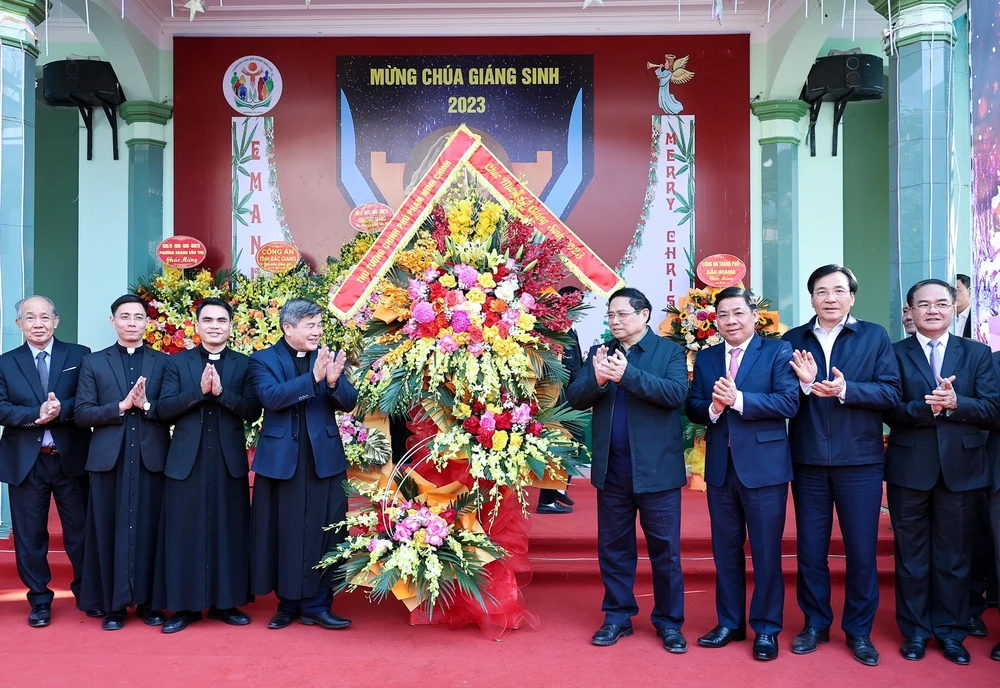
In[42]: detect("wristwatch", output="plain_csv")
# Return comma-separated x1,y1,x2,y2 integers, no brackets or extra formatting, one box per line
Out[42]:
142,401,151,413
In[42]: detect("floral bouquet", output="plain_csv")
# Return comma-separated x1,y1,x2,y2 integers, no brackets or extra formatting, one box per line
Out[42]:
135,268,230,353
663,287,781,358
319,473,506,619
338,413,391,470
349,193,590,512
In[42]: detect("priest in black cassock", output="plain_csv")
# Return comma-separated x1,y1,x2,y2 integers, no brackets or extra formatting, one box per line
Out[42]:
75,294,170,630
153,298,263,633
249,298,357,631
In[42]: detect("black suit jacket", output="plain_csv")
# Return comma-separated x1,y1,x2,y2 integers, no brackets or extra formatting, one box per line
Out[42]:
0,339,92,486
986,351,1000,493
885,335,1000,492
74,345,170,473
156,348,262,480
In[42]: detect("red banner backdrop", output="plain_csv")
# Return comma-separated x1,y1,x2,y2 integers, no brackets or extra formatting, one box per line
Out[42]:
173,35,750,282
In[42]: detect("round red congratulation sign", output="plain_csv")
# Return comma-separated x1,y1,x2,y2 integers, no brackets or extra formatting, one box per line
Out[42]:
255,241,301,273
696,254,747,288
156,236,207,269
349,202,394,233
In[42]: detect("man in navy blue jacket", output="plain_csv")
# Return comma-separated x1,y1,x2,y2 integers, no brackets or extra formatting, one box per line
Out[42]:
248,298,358,631
687,287,799,662
986,349,1000,662
568,287,689,654
782,265,901,667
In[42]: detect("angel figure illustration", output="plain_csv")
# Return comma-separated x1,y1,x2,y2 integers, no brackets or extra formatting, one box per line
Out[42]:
652,54,695,115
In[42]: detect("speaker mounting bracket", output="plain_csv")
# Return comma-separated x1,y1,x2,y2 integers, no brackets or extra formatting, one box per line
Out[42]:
807,97,823,157
72,98,119,161
830,89,855,157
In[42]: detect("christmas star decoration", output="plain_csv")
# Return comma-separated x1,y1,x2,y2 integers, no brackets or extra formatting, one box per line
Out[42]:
184,0,204,21
583,0,603,8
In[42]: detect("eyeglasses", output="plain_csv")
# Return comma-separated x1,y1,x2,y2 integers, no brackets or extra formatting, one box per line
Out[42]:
605,310,637,322
914,301,954,312
812,289,851,299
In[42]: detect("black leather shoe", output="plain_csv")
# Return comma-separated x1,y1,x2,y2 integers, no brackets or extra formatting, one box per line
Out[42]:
990,641,1000,661
85,609,105,619
938,638,971,665
592,623,633,646
555,491,575,506
658,628,688,654
753,634,779,661
102,610,127,631
162,611,202,634
846,635,880,666
697,625,747,648
791,626,829,655
208,607,251,626
28,603,51,628
268,611,297,629
300,610,352,630
968,615,988,637
536,502,573,514
136,604,166,626
900,636,927,661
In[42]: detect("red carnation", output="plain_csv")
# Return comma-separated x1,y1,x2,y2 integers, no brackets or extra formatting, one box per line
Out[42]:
495,413,513,431
696,329,707,340
472,400,487,414
529,401,540,415
435,312,449,329
496,321,511,339
477,428,495,449
429,282,447,302
708,312,717,322
419,322,440,338
462,416,481,434
493,265,509,280
527,422,544,437
484,311,500,327
441,508,457,524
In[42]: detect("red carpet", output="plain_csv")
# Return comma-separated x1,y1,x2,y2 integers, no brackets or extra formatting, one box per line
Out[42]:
1,484,997,687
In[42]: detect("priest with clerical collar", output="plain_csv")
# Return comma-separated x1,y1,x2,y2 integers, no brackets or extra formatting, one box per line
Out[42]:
152,297,263,633
75,294,170,630
248,298,358,631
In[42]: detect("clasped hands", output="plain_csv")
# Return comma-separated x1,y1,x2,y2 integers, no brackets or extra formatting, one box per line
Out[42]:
36,392,61,425
925,375,958,415
790,350,845,398
118,377,149,415
200,363,224,396
312,346,347,387
711,374,739,415
592,345,628,387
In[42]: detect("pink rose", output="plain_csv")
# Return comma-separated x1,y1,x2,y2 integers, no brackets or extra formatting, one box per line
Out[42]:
445,290,466,308
438,335,459,353
479,411,497,431
468,343,484,357
511,403,532,425
519,293,536,310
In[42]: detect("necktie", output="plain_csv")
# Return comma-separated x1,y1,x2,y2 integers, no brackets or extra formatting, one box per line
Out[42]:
36,351,49,393
928,340,942,381
728,348,741,380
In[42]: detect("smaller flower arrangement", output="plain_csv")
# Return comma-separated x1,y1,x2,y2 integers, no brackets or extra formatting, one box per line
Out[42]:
338,413,391,470
319,475,506,618
663,287,781,355
134,268,230,353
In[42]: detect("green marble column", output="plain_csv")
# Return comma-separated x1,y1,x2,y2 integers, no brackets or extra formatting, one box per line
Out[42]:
871,0,960,337
119,100,172,284
0,0,44,538
752,100,808,326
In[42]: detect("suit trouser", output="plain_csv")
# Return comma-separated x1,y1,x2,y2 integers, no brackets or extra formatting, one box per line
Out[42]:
596,470,684,630
8,451,88,606
887,478,977,641
989,488,1000,616
792,462,884,636
707,455,788,636
968,488,997,616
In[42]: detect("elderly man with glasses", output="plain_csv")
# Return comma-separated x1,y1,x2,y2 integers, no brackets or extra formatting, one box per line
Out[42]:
568,287,690,654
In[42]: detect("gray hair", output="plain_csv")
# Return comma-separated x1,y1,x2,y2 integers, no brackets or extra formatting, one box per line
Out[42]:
14,295,58,319
279,298,323,328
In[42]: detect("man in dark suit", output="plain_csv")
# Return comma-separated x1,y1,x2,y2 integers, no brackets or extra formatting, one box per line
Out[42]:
75,294,170,630
885,278,1000,665
0,296,92,626
249,298,358,631
987,349,1000,661
567,287,689,654
782,265,901,666
153,298,262,633
687,287,799,661
538,285,585,514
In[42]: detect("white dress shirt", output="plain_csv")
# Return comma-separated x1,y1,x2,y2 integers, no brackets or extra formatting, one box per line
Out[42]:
801,315,852,402
708,334,754,423
27,340,55,447
954,307,970,338
914,330,950,368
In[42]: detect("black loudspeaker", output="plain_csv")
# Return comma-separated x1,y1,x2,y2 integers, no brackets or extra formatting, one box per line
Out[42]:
42,59,124,108
802,54,883,103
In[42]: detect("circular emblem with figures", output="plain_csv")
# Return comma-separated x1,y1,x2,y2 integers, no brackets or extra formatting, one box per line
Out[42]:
223,56,282,115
